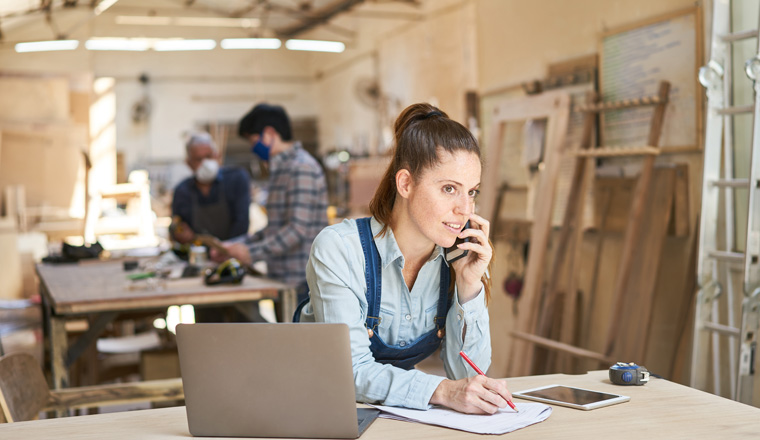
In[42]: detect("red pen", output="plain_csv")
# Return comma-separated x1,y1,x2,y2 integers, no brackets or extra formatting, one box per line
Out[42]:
459,350,518,412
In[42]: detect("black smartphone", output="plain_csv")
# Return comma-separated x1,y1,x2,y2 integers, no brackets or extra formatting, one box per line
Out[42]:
445,221,471,263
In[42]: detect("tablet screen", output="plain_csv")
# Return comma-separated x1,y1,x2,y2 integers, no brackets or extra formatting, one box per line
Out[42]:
519,385,621,406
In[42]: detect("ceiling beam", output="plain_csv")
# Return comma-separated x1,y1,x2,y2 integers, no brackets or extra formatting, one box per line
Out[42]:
278,0,364,38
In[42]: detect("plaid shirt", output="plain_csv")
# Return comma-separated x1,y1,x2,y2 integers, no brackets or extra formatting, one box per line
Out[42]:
246,142,328,287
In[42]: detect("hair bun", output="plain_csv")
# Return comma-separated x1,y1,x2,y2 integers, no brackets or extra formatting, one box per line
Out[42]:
422,110,443,119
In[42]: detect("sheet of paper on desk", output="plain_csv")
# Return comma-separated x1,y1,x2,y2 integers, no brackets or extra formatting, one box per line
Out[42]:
370,402,552,435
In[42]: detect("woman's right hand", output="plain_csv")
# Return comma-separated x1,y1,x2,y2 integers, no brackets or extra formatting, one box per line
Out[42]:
429,375,513,414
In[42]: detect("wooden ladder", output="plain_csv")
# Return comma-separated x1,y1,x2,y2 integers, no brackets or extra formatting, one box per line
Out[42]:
510,81,671,376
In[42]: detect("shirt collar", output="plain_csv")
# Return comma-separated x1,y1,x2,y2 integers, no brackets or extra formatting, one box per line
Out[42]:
270,141,302,172
369,217,445,269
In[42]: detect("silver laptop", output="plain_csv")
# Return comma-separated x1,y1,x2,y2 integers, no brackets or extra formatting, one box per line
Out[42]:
176,323,379,438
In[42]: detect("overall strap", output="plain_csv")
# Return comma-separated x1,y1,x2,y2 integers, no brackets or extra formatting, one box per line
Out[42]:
357,218,382,336
435,261,451,336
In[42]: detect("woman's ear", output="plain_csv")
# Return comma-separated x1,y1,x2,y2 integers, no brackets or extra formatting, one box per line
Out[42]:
395,169,413,199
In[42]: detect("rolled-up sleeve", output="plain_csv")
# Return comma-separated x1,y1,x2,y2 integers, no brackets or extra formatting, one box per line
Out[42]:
441,285,491,379
306,228,445,410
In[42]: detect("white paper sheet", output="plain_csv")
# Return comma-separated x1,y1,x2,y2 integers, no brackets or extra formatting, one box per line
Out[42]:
371,402,552,435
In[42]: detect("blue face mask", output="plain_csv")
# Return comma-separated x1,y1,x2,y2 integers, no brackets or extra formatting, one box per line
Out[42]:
251,139,270,161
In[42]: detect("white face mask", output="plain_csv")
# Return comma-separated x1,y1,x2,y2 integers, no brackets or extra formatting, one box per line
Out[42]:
195,158,219,183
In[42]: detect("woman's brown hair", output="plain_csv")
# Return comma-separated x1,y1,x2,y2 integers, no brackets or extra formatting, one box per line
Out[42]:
368,102,492,303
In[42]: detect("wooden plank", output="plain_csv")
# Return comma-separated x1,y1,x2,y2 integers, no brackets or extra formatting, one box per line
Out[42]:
513,97,572,375
533,93,597,372
496,91,571,376
670,219,699,382
576,187,614,372
671,163,690,237
611,167,676,363
480,118,506,224
47,378,184,411
36,262,288,315
594,167,686,236
556,165,593,372
481,90,572,223
593,176,637,232
602,82,670,361
511,332,614,364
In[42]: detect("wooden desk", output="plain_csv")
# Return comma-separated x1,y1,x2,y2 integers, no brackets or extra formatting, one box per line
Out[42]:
37,261,296,390
1,370,758,439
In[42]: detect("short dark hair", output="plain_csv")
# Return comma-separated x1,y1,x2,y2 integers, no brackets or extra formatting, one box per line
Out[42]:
238,103,293,141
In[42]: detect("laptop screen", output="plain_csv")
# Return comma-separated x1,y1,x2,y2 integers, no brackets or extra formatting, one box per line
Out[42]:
177,323,374,438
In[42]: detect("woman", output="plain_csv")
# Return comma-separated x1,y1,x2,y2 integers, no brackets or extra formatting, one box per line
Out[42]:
297,103,512,414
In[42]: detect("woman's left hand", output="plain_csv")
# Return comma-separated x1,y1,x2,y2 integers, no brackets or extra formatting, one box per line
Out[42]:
451,213,492,302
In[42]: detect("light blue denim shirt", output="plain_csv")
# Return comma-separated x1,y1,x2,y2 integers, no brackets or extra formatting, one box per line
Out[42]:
299,217,491,410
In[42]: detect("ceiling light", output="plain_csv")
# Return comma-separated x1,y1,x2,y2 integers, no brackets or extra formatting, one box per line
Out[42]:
15,40,79,53
85,38,151,51
174,17,260,28
221,38,281,50
285,39,345,53
152,39,216,51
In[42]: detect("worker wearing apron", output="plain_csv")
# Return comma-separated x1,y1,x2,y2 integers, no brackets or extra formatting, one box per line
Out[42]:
296,103,514,414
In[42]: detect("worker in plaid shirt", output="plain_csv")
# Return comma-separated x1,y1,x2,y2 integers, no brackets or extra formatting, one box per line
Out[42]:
216,104,328,304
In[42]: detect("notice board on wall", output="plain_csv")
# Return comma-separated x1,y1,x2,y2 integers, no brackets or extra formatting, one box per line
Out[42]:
600,7,703,151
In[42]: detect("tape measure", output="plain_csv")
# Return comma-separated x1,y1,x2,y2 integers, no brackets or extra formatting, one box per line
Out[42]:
609,362,649,385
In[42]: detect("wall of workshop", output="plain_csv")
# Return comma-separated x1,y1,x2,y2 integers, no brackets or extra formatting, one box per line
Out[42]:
311,0,479,157
312,53,378,156
0,20,316,179
0,0,715,388
475,0,704,385
95,48,315,172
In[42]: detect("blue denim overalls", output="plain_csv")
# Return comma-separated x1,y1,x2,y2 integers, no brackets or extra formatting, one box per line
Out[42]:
294,217,451,370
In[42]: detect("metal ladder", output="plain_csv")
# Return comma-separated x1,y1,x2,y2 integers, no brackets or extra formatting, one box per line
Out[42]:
692,0,760,405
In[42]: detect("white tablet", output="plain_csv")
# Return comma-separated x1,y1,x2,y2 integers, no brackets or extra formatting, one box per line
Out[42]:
513,384,630,411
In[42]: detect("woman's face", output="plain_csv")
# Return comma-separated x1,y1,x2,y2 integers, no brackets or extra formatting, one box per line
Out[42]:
405,149,481,248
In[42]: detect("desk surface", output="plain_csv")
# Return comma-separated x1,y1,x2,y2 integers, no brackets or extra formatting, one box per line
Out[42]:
1,370,758,439
37,262,290,315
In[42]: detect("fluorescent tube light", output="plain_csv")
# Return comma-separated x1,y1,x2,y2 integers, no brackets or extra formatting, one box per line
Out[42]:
85,38,151,51
153,39,216,51
221,38,281,50
15,40,79,53
116,15,260,28
174,17,260,28
285,39,345,53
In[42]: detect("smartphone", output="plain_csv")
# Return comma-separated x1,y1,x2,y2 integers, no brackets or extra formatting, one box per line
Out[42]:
444,221,471,263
